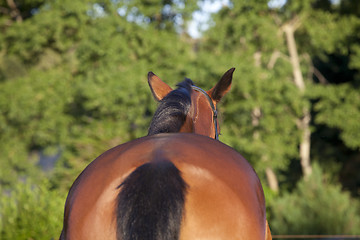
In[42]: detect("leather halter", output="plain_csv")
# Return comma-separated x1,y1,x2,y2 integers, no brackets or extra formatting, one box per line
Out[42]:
191,86,219,140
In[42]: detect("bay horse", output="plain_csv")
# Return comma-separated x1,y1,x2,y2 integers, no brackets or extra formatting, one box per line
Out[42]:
60,68,272,240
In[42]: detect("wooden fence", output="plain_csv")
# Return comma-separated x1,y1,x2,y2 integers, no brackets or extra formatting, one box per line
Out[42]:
273,235,360,239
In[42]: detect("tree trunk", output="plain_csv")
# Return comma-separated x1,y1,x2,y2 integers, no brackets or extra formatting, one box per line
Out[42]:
266,167,279,192
7,0,22,22
251,106,280,192
283,20,312,178
283,23,304,92
299,110,312,177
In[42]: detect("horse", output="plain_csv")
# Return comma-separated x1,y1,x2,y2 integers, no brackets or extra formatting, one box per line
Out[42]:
60,68,272,240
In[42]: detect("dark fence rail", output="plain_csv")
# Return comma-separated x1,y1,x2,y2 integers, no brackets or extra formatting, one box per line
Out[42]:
273,235,360,239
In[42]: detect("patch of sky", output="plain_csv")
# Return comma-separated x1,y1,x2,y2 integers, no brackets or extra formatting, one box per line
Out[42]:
267,0,287,9
188,0,231,39
87,3,107,18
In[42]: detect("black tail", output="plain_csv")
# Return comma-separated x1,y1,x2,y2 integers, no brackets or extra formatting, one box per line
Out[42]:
116,161,187,240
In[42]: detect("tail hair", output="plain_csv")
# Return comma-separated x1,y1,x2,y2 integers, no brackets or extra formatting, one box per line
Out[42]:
116,160,187,240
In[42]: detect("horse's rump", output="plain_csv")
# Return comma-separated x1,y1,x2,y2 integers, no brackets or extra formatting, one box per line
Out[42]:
61,133,267,239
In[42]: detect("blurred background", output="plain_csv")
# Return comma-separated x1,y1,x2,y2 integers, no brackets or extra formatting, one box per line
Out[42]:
0,0,359,239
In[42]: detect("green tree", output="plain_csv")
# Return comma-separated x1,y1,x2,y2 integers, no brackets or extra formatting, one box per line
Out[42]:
195,0,360,195
195,1,306,191
0,0,197,192
271,164,360,235
117,0,198,32
0,180,65,240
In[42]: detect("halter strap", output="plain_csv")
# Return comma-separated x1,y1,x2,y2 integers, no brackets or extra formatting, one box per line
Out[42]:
191,85,219,140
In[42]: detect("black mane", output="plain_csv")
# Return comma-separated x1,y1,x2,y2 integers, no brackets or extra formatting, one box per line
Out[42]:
148,78,193,136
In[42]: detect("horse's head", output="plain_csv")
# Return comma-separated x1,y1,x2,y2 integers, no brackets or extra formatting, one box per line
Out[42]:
147,68,235,139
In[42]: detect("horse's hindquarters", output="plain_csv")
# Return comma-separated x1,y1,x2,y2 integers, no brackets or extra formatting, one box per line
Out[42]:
179,162,266,240
61,134,267,240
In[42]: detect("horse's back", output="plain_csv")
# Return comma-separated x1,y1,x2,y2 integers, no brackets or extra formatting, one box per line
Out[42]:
62,133,266,239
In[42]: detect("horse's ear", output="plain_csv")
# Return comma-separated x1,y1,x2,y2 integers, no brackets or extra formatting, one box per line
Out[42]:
148,72,173,101
208,68,235,102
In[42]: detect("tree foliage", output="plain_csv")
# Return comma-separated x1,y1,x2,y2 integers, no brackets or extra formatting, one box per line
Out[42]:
0,0,359,237
0,180,65,240
271,164,360,235
197,0,360,187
